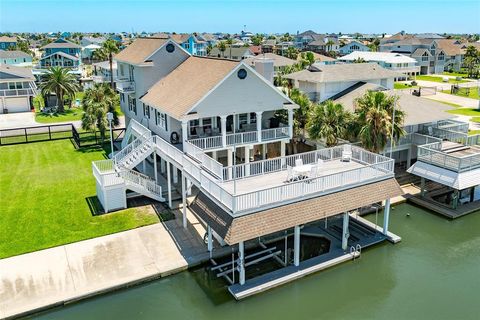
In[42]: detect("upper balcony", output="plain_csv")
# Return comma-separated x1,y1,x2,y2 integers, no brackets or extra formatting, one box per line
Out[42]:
417,135,480,172
116,78,135,93
0,87,37,97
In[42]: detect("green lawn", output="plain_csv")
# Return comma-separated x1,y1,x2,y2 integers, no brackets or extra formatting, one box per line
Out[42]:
34,92,123,123
394,82,418,90
0,140,159,259
441,88,479,100
471,117,480,123
469,130,480,135
442,71,469,78
415,75,468,84
446,108,480,116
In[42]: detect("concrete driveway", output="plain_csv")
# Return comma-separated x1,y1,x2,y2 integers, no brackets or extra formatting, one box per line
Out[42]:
0,112,37,129
425,92,480,108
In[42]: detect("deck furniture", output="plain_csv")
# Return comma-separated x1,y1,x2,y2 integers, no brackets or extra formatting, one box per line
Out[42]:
286,165,298,182
293,164,312,179
342,145,352,162
295,158,303,167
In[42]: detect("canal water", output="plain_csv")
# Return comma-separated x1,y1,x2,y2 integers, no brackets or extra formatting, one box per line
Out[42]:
35,204,480,320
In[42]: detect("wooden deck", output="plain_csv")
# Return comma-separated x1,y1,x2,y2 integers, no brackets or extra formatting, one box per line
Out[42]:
408,195,480,219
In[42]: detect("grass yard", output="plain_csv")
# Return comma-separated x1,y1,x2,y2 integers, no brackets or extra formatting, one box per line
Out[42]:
394,82,418,90
442,71,469,78
469,130,480,135
471,117,480,123
415,75,468,84
441,88,479,100
446,108,480,116
0,140,159,259
34,92,123,124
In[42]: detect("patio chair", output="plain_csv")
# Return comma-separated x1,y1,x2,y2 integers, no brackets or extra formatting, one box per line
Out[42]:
428,126,433,136
295,158,303,167
309,166,317,179
342,144,352,162
286,165,297,182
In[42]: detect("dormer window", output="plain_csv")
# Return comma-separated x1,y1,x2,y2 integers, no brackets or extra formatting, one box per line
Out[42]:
237,68,247,79
166,43,175,53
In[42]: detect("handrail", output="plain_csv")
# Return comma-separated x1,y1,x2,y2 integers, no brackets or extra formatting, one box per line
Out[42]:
417,141,480,172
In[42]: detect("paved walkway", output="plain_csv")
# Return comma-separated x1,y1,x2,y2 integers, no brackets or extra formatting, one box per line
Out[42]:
0,203,215,319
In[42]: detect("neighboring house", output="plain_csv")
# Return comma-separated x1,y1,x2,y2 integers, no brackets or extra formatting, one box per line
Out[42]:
249,45,262,55
301,52,337,65
170,34,207,57
80,36,106,47
243,53,297,70
305,36,339,53
339,51,419,78
285,63,400,102
436,39,466,72
92,60,117,84
0,50,33,67
0,36,17,50
208,47,254,60
338,40,371,55
39,38,82,69
0,64,37,114
95,37,402,296
261,39,276,53
81,44,102,61
198,33,218,47
379,35,447,74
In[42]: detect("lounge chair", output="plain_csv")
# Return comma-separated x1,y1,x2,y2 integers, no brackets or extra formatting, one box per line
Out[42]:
342,144,352,162
286,165,297,182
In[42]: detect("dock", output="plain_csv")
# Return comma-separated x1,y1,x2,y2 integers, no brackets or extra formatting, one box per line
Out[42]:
408,195,480,219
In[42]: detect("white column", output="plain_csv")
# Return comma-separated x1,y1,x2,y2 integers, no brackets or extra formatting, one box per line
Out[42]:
281,141,286,167
256,111,263,143
160,158,166,174
182,173,187,228
294,225,300,267
212,150,217,161
142,159,146,174
207,225,213,257
406,148,412,168
173,167,178,184
181,119,188,144
154,152,158,184
383,198,391,235
186,178,192,196
220,115,227,147
238,241,245,285
167,161,172,208
262,143,267,159
244,146,250,176
288,109,294,138
342,212,349,250
227,148,233,179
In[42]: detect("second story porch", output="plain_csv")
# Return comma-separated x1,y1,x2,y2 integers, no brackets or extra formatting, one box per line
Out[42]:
184,110,293,151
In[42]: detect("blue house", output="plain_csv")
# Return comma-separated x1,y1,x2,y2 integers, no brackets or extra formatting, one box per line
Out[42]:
0,36,17,50
39,38,82,69
170,34,207,56
0,50,33,67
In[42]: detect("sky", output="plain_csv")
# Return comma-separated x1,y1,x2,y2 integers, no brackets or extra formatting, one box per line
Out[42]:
1,0,479,34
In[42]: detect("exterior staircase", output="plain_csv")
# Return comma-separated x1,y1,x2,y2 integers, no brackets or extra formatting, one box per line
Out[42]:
115,137,154,170
120,167,165,202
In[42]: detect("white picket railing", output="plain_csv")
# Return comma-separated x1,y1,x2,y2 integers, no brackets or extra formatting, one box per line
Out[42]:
121,168,163,197
227,131,258,145
261,127,289,141
417,141,480,172
188,135,223,149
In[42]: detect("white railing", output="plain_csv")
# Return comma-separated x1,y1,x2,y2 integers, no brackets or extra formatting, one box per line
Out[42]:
116,80,135,93
131,120,152,139
187,126,290,151
261,127,289,141
417,141,480,172
0,88,36,97
92,160,123,186
232,159,394,213
227,131,258,145
412,133,442,146
436,120,469,134
121,168,162,196
183,140,223,178
188,135,223,149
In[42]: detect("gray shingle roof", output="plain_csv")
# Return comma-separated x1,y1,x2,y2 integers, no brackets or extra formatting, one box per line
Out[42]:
285,63,401,83
0,49,31,59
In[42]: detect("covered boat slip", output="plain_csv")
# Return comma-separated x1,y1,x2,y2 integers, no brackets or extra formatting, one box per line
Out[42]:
189,178,402,298
407,136,480,218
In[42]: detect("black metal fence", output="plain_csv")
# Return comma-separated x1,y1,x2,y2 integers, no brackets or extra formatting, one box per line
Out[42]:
0,124,125,148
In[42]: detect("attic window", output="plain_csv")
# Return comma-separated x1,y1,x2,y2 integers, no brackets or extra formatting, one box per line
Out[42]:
166,43,175,53
237,68,247,79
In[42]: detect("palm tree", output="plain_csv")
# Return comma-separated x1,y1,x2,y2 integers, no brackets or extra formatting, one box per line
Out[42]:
81,83,120,145
300,51,315,68
326,39,335,52
307,100,351,147
93,39,120,88
40,67,80,113
226,38,234,59
289,88,312,136
353,91,406,153
217,41,226,58
285,47,298,60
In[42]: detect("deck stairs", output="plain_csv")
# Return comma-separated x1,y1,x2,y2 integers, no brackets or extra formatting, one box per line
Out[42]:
119,167,165,202
115,137,155,170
